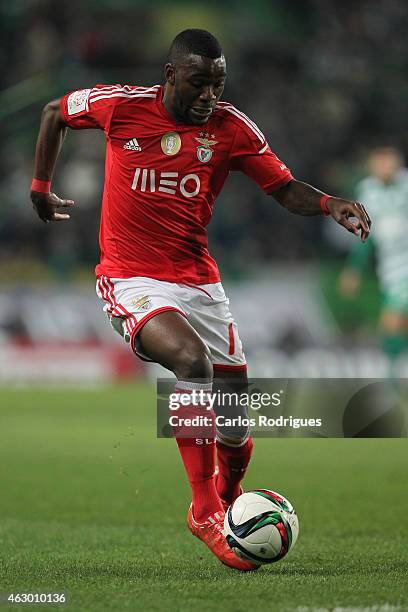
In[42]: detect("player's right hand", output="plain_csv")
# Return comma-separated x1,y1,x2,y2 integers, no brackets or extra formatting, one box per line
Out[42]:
30,191,75,223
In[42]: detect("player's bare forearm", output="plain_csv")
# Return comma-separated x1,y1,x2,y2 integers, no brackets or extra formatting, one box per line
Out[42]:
273,179,326,216
272,179,372,242
33,99,67,181
31,99,74,223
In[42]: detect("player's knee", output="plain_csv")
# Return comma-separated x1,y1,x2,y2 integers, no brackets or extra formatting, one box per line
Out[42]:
217,426,250,446
216,429,250,447
174,342,213,380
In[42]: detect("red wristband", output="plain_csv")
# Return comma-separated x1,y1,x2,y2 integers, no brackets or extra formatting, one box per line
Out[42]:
31,178,51,193
320,194,332,216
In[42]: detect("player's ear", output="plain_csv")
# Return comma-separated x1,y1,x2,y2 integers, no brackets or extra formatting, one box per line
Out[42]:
164,63,175,86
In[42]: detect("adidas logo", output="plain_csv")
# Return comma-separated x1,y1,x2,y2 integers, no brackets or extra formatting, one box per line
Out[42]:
207,512,223,524
123,138,141,151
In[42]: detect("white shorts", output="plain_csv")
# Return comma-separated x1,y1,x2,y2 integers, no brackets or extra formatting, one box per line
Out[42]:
96,275,246,370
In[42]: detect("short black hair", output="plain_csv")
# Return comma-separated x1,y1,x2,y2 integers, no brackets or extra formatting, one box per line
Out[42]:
369,146,403,158
168,29,223,64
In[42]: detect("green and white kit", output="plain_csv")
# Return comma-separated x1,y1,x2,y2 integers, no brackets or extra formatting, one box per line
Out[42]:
349,169,408,313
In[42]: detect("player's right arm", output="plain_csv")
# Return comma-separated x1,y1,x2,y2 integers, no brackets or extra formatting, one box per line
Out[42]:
31,85,119,222
30,97,75,223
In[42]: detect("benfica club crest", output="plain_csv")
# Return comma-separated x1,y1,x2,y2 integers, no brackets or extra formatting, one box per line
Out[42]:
131,295,151,311
195,133,218,163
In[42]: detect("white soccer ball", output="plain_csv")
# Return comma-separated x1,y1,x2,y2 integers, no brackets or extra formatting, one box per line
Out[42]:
224,489,299,565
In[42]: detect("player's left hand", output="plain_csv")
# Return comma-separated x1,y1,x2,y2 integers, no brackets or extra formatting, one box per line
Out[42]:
326,198,371,242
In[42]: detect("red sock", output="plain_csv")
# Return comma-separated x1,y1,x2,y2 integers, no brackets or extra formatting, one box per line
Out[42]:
176,437,223,522
216,437,253,504
173,382,223,523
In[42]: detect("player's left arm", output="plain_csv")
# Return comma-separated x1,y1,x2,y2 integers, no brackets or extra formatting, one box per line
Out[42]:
272,179,371,242
228,112,371,242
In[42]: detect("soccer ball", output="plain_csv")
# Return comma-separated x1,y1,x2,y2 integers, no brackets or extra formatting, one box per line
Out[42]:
224,489,299,565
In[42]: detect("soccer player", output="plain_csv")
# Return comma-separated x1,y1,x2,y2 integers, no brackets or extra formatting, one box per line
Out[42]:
30,29,370,571
339,146,408,372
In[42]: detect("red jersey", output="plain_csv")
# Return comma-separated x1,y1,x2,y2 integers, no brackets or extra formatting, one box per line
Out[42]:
60,84,293,284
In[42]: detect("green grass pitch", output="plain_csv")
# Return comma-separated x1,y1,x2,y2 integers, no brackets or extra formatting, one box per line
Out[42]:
0,384,407,611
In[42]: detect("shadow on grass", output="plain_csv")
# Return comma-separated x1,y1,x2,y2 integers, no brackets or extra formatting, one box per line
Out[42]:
3,555,407,584
2,558,255,582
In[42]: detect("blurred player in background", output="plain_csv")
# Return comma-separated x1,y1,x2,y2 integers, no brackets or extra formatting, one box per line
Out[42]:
30,29,370,571
338,147,408,372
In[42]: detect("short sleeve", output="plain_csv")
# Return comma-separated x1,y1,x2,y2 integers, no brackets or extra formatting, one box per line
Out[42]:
229,115,293,193
60,84,123,132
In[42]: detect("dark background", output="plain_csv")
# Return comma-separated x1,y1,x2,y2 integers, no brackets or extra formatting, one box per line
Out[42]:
1,0,406,280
